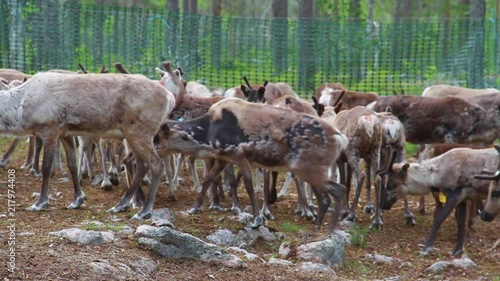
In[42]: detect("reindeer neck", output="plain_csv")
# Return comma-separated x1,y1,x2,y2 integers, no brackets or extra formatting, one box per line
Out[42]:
0,88,24,134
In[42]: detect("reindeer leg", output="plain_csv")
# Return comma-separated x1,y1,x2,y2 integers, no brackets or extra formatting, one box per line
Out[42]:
311,188,329,229
403,196,416,226
293,176,315,220
452,200,467,257
188,160,226,214
99,139,113,190
51,140,63,177
189,156,202,193
345,151,364,222
370,175,383,230
29,137,43,177
421,187,464,256
224,164,243,215
240,165,264,228
108,157,147,214
60,137,85,209
254,168,263,193
107,140,120,186
21,136,34,169
27,136,56,211
209,174,225,212
418,195,426,215
260,169,274,220
0,137,20,168
363,160,374,214
277,172,293,199
163,157,178,202
269,171,278,204
326,180,346,232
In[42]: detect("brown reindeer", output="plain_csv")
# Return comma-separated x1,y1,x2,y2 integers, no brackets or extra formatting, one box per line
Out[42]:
318,88,379,111
0,71,175,220
333,106,383,227
422,84,498,98
368,95,484,144
474,144,500,222
156,98,349,230
378,147,499,256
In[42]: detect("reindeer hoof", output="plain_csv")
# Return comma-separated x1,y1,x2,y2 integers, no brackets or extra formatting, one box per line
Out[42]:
27,201,50,211
369,221,383,230
261,209,275,220
101,180,113,191
131,211,152,220
168,195,177,202
419,247,433,257
451,248,464,257
344,212,357,222
247,216,263,229
67,197,84,209
20,162,32,170
28,169,41,177
110,178,119,186
363,203,375,214
209,204,225,212
142,178,151,186
187,207,203,215
404,215,416,227
108,204,130,213
231,207,243,215
132,199,143,209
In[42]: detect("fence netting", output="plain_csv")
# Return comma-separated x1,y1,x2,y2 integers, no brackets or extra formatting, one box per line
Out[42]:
1,1,499,96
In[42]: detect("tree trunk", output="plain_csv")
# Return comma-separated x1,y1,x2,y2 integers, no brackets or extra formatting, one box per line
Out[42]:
391,0,413,72
7,0,23,71
298,0,315,91
93,0,106,66
272,0,288,75
211,0,222,70
1,1,10,67
468,0,486,88
348,0,364,83
166,0,179,60
188,0,199,70
62,0,80,71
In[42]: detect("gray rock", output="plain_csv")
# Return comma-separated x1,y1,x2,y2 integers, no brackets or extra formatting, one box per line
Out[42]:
49,228,116,244
118,225,135,235
227,247,263,262
298,262,336,274
151,218,175,228
375,276,402,281
451,257,476,269
278,242,291,257
89,257,157,280
295,235,346,267
332,230,352,246
234,226,277,246
152,208,175,221
206,229,237,246
426,261,451,273
135,225,244,268
365,253,395,265
268,258,293,267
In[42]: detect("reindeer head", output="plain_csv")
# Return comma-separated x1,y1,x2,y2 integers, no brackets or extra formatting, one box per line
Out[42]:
241,76,267,103
377,148,410,210
158,61,187,108
474,144,500,222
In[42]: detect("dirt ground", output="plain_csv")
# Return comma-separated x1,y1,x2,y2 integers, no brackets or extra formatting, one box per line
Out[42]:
0,137,498,281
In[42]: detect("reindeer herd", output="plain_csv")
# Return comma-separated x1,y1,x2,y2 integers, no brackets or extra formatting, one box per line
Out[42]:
0,64,499,259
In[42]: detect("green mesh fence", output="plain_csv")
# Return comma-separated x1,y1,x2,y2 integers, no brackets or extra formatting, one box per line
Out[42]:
1,1,499,96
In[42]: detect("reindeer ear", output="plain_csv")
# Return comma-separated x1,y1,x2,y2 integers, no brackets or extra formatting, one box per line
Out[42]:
258,86,266,101
155,67,166,77
263,81,269,87
312,96,318,105
317,104,325,117
334,102,343,114
241,85,249,97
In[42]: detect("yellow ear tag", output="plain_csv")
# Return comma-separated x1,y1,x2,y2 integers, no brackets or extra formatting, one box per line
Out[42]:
439,192,447,203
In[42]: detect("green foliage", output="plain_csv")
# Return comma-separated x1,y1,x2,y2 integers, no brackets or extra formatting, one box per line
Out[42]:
280,221,301,234
405,143,421,158
348,224,369,248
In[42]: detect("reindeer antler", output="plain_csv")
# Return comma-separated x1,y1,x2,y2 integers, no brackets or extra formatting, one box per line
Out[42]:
114,62,130,74
77,63,89,74
474,171,500,181
161,61,173,73
177,66,184,76
333,90,345,107
392,90,398,96
376,147,397,176
100,65,109,73
242,76,253,89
